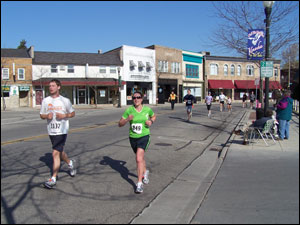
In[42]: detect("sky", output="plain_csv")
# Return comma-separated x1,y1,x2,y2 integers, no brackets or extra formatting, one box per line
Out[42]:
1,1,298,58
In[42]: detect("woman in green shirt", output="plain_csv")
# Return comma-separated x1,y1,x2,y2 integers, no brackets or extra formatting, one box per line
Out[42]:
119,91,156,193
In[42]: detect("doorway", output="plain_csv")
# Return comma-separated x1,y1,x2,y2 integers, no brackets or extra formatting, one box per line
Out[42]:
78,88,86,104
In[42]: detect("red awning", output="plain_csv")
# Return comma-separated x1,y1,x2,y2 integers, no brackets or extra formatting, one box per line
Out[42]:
263,81,282,90
234,80,257,89
208,80,235,89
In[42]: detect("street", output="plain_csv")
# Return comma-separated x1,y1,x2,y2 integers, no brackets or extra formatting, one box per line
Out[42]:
1,103,245,224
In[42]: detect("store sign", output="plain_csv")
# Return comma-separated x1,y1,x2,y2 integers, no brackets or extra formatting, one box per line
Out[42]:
2,86,10,92
247,29,264,60
19,86,30,91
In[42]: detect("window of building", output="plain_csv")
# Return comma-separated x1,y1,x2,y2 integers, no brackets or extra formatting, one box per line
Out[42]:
246,65,254,76
210,64,218,75
231,65,235,76
110,66,117,74
59,65,65,71
158,60,168,72
129,60,137,71
68,65,74,73
146,62,152,72
171,62,180,73
224,64,228,76
237,65,241,76
186,64,199,78
18,68,25,80
274,67,278,77
99,66,106,73
51,65,58,73
2,68,9,80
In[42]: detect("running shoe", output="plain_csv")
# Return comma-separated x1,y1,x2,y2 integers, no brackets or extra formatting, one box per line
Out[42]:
135,182,144,193
44,178,56,189
142,170,150,184
69,159,77,177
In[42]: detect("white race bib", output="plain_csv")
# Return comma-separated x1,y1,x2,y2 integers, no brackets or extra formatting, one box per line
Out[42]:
131,123,143,134
49,121,62,133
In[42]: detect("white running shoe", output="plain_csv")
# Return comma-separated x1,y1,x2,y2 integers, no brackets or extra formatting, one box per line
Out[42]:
69,159,77,177
142,170,149,184
135,182,144,193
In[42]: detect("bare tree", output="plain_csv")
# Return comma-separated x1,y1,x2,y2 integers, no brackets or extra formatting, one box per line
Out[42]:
281,43,299,69
209,1,299,58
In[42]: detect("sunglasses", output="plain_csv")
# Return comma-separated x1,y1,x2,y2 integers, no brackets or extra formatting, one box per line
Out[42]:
133,96,142,100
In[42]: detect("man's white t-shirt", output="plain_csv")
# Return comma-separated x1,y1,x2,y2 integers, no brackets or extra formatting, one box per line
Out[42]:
40,95,74,135
219,94,226,102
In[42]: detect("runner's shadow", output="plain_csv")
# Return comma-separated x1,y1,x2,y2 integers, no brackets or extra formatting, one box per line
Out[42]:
100,156,137,190
39,153,53,175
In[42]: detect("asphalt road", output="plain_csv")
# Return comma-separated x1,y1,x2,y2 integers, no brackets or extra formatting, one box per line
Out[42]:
1,103,245,224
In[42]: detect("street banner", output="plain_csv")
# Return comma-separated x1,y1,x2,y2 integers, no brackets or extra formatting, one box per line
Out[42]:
247,29,264,60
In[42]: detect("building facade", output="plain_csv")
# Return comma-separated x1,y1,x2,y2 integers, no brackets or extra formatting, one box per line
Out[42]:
182,50,204,102
204,54,281,101
104,45,156,105
146,45,183,103
1,47,34,109
32,50,123,107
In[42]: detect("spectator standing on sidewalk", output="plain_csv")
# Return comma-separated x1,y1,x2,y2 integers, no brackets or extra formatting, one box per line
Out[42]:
40,79,76,189
242,93,248,108
250,91,256,109
205,92,213,117
276,90,293,140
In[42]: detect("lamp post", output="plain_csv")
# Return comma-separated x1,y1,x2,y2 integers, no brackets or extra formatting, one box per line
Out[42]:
117,67,121,108
263,1,275,116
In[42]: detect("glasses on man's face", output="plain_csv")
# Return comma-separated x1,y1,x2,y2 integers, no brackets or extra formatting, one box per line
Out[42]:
133,96,142,100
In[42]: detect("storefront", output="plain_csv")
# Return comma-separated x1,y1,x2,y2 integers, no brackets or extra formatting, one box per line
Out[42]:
126,81,152,105
157,79,178,104
32,78,125,107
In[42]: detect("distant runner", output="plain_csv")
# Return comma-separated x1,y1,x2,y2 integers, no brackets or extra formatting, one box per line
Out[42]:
219,92,226,112
119,91,156,194
205,92,213,118
168,91,177,110
183,89,196,122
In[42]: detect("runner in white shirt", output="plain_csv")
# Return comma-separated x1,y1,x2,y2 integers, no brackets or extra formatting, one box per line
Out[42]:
219,92,226,112
205,92,213,118
40,79,76,189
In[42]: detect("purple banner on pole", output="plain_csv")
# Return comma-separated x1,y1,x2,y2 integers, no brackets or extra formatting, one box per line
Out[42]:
247,29,264,60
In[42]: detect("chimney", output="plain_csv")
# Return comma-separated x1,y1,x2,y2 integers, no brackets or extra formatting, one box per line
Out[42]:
98,49,102,54
28,46,34,58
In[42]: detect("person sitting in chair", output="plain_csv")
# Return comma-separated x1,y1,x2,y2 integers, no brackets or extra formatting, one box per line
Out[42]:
234,109,274,145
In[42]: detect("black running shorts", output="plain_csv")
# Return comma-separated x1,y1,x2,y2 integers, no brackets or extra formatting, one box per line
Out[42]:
49,134,67,152
129,135,151,154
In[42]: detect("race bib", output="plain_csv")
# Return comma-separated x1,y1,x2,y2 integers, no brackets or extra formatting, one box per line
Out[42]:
49,121,62,133
131,123,143,134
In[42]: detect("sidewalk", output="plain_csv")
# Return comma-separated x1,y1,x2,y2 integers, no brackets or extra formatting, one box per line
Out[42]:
191,111,299,224
131,110,299,224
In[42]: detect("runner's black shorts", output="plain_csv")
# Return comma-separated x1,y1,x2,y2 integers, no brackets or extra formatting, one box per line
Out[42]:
220,101,224,104
129,135,151,154
206,104,211,110
49,134,67,152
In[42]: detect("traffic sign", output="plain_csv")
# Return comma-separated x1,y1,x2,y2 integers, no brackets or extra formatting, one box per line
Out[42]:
260,61,273,78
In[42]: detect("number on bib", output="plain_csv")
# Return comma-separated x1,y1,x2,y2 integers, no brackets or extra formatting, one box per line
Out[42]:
131,123,142,134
